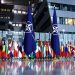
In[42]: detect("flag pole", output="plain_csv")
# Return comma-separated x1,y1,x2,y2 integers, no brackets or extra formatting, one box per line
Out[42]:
49,32,50,42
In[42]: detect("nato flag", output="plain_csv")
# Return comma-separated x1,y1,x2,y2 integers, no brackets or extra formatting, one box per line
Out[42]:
51,7,60,56
24,3,36,56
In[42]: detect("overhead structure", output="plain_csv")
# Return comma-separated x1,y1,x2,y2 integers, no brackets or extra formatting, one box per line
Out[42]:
0,0,52,32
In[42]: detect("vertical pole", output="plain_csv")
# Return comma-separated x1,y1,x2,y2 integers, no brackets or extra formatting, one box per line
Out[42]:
39,32,40,40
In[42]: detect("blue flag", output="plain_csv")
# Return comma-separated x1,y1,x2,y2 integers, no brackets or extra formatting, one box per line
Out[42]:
24,3,36,56
51,7,60,56
64,44,68,52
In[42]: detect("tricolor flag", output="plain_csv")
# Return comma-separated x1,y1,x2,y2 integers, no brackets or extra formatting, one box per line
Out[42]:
44,41,46,58
51,7,60,56
35,40,43,58
64,44,69,57
2,39,6,58
8,38,13,58
18,42,22,58
60,42,64,57
48,42,55,58
5,41,8,58
45,41,49,57
40,41,44,58
24,2,36,58
67,41,72,56
13,41,18,58
22,46,25,58
0,38,2,58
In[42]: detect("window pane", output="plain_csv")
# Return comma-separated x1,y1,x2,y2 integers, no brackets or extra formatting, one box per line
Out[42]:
59,17,63,24
46,33,49,41
73,19,75,25
0,31,2,37
35,32,39,40
65,18,68,24
40,33,44,41
3,31,8,37
67,18,73,25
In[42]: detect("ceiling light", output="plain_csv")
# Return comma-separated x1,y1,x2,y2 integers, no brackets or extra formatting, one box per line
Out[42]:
12,9,17,14
19,24,22,27
1,0,5,4
16,24,18,26
13,24,15,26
22,11,26,14
9,21,12,24
18,10,21,14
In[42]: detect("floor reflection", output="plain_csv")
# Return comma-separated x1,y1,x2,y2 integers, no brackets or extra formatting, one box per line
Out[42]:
0,59,75,75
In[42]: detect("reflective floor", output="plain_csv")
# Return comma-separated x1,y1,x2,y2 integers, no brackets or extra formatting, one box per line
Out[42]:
0,58,75,75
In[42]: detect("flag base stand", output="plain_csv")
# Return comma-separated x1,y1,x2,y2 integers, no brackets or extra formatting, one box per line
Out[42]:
53,56,58,60
0,56,60,61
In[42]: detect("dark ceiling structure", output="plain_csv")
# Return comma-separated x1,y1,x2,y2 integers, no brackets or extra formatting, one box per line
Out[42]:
0,0,39,5
0,0,52,32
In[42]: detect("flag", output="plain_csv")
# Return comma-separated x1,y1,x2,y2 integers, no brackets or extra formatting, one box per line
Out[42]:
35,41,39,58
24,3,36,57
60,42,64,57
18,42,22,58
67,41,73,56
22,46,25,58
44,41,46,58
35,40,43,58
51,7,60,56
2,39,6,58
5,42,8,58
13,41,18,58
64,44,69,57
48,42,55,58
8,38,13,58
0,38,2,58
43,33,46,58
44,41,50,58
40,41,44,58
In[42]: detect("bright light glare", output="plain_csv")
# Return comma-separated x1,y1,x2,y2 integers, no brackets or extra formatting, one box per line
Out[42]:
1,0,5,4
13,24,15,26
19,24,22,27
16,24,18,26
22,11,26,14
18,11,21,14
9,21,12,24
12,9,17,14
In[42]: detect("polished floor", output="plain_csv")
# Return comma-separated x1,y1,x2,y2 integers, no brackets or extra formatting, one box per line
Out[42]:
0,58,75,75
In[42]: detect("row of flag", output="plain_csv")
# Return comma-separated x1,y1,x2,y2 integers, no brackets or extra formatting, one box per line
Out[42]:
0,37,75,59
0,38,25,58
0,38,54,58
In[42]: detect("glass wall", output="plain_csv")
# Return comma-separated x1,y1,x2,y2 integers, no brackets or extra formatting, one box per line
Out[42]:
48,2,75,12
0,31,2,37
0,30,75,46
35,32,51,41
59,32,75,46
